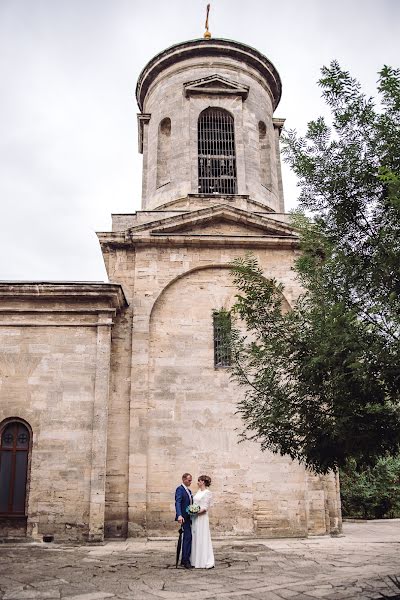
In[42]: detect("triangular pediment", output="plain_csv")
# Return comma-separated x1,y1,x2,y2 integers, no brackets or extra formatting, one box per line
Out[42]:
184,75,249,99
124,205,297,240
168,217,272,236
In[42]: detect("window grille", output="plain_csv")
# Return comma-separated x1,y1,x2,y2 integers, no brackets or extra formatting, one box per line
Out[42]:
198,108,237,195
213,310,232,367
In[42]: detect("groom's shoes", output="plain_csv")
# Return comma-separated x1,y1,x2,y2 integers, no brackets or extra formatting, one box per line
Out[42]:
181,562,194,569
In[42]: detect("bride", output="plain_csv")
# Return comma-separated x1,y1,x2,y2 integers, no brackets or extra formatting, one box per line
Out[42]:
190,475,215,569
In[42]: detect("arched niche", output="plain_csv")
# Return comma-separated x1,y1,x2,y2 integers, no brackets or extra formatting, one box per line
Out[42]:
156,117,171,188
258,120,272,189
145,265,293,535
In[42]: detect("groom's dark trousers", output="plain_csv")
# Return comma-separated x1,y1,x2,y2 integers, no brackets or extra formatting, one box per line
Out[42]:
175,484,192,565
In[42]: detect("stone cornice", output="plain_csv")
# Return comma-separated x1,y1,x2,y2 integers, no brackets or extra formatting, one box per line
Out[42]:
98,204,298,251
99,234,299,251
273,117,286,135
0,282,128,312
136,38,282,111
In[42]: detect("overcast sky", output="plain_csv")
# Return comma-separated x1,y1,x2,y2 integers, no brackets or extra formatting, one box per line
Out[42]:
0,0,399,281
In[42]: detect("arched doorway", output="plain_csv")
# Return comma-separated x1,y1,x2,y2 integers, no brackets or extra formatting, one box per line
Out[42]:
0,420,31,517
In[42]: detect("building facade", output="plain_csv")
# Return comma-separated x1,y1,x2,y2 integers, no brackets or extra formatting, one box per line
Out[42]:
0,38,342,542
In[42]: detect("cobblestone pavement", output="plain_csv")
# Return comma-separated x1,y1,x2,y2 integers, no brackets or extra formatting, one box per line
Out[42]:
1,521,399,600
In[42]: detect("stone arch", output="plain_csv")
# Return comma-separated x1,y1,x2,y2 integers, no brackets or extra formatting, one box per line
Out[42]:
149,265,238,365
150,264,232,322
149,263,291,322
0,416,32,437
145,265,294,535
199,105,235,120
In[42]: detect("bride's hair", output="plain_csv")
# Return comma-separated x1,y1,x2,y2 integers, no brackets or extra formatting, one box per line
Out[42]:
198,475,211,487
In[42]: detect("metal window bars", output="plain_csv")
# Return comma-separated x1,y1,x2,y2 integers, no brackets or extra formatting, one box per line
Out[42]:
198,108,237,195
213,310,232,367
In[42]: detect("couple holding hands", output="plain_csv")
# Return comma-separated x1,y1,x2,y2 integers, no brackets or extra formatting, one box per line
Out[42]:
175,473,215,569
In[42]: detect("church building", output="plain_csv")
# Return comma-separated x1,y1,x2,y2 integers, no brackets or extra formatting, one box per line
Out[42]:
0,35,342,541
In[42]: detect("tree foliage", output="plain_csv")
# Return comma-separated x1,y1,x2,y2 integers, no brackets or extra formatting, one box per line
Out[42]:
340,456,400,519
230,62,400,473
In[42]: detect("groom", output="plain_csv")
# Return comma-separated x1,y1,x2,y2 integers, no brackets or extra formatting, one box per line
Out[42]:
175,472,193,568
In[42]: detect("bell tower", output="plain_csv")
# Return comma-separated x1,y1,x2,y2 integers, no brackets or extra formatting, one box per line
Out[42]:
136,38,285,213
97,34,341,541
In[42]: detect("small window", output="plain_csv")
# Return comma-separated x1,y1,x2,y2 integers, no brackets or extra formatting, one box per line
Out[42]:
213,309,232,367
0,420,31,516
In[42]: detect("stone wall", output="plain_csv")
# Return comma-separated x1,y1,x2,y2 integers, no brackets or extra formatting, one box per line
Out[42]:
102,235,341,538
0,283,127,542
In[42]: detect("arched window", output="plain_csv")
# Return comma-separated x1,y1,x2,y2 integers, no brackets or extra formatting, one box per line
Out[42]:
0,420,31,516
198,108,237,194
156,117,171,188
258,120,271,188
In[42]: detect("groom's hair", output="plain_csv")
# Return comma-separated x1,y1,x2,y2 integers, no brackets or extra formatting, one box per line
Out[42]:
182,473,192,480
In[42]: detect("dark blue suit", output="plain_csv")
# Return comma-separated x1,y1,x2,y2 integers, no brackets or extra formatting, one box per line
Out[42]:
175,484,192,565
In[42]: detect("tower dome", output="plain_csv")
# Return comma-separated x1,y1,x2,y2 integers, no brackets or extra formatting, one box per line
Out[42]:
136,38,285,213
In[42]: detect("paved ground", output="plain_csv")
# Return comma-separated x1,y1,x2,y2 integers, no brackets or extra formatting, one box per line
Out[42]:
1,521,400,600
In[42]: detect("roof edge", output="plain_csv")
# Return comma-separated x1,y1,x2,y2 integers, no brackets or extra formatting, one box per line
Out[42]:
136,37,282,111
0,282,128,311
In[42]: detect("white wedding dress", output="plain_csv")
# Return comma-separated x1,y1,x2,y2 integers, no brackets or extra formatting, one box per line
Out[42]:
190,489,215,568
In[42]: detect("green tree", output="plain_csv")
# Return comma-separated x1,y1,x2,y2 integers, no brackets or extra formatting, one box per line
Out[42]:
230,62,400,473
340,456,400,519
